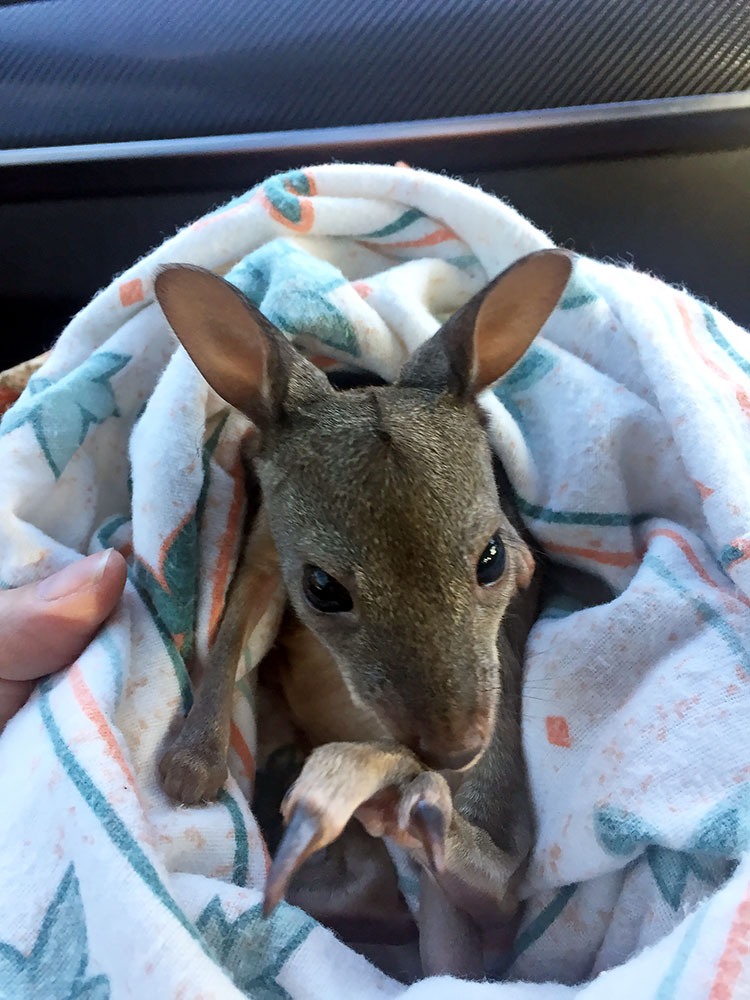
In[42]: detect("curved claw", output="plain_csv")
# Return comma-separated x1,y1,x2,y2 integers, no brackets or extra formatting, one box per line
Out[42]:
263,804,325,917
410,800,446,873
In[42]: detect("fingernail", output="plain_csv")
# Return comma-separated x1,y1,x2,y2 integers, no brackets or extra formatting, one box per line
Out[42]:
37,550,115,601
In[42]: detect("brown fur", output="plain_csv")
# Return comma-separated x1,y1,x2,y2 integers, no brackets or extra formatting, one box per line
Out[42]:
154,249,573,980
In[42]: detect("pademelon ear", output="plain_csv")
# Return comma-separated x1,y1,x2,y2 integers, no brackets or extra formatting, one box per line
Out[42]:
398,250,573,397
154,264,331,430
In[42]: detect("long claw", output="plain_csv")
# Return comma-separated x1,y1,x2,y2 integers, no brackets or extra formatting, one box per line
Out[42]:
263,804,325,917
410,800,446,872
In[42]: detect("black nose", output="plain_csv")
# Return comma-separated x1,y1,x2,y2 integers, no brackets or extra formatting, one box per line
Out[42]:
416,740,483,772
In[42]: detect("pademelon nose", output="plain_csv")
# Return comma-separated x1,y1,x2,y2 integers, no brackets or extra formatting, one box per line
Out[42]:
416,738,484,773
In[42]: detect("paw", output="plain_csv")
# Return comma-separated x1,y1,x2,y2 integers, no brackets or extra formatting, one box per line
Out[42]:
264,741,423,915
397,771,453,871
357,771,453,872
278,742,418,838
265,799,342,916
159,743,227,805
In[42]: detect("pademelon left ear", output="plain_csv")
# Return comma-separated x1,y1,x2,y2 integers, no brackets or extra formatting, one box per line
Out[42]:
154,264,331,432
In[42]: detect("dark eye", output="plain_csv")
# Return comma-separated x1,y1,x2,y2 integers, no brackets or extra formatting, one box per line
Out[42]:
476,535,505,586
302,565,353,613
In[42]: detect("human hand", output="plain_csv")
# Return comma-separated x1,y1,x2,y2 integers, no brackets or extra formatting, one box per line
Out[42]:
0,549,127,731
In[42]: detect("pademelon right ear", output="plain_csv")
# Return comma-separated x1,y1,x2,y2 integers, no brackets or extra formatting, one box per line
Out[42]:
398,250,573,398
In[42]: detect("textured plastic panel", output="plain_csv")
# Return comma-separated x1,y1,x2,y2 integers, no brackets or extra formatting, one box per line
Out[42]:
1,0,749,148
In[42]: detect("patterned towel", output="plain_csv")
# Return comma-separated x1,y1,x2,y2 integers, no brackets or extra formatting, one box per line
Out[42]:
1,164,749,1000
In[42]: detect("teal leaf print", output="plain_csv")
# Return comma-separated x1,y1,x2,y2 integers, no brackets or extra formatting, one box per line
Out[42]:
720,543,746,571
96,515,131,551
197,896,315,999
0,865,110,1000
360,207,425,239
594,805,658,856
262,170,313,225
645,846,732,912
693,806,741,854
645,846,689,911
558,270,599,310
595,801,738,912
227,240,360,358
690,785,750,856
134,516,198,650
496,344,556,395
72,979,110,1000
512,884,578,959
0,351,130,478
133,414,228,674
493,345,556,436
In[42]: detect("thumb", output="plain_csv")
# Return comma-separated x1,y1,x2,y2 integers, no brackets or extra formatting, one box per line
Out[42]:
0,549,128,682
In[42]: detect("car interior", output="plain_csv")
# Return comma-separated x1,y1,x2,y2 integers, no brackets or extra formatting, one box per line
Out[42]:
1,0,748,377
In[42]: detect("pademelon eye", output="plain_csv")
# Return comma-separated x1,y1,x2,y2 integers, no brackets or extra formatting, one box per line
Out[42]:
303,565,353,613
476,534,506,586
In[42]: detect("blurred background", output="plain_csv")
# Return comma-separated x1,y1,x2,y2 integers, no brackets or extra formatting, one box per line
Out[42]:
1,0,748,370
